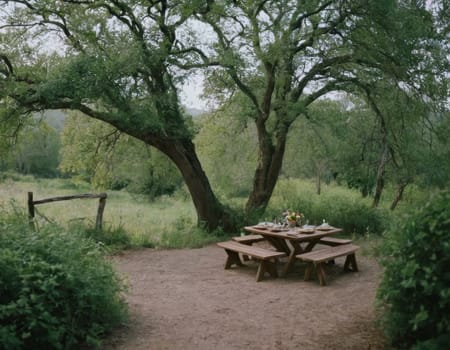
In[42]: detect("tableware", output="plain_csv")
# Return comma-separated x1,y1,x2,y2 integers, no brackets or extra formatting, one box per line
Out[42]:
298,226,315,233
317,224,333,231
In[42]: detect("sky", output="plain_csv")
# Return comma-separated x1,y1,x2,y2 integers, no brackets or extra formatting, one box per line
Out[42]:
179,73,209,111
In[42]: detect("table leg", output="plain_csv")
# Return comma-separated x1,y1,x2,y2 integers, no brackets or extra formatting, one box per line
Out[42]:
282,250,297,276
265,236,291,254
282,238,323,276
344,253,358,272
224,250,243,269
316,263,327,286
256,259,279,282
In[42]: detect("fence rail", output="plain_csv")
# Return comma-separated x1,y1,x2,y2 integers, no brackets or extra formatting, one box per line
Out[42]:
27,191,107,230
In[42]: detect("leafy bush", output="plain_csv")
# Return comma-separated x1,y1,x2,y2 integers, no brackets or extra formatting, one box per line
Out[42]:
376,190,450,349
75,223,132,252
268,178,387,234
0,209,127,350
158,216,222,249
412,333,450,350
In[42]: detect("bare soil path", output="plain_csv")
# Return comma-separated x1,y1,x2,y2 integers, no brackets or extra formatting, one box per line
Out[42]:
102,242,389,350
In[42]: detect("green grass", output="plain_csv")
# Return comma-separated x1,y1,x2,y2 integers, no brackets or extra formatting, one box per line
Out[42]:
2,173,429,249
0,175,201,248
265,178,390,235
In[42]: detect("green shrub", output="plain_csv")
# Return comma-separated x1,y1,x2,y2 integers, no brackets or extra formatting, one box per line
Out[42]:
412,333,450,350
268,179,387,234
376,190,450,349
0,210,127,350
76,223,132,252
158,216,222,249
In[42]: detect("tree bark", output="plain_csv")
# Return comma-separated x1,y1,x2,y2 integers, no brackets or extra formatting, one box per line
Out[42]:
315,160,327,195
316,172,321,195
372,145,389,208
390,180,409,211
245,124,287,221
148,137,236,232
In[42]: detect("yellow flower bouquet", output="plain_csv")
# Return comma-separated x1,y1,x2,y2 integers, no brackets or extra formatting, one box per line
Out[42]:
284,210,304,227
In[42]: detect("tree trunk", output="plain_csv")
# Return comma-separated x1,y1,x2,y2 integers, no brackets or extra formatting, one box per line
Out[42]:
372,145,389,208
150,137,236,232
315,160,327,195
76,101,237,232
316,172,321,195
245,127,287,221
390,180,409,211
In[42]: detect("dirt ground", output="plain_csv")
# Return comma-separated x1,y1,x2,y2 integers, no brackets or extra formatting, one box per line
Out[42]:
102,242,389,350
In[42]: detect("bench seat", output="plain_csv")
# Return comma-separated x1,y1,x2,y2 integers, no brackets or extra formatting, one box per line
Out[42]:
232,234,266,261
217,241,286,282
318,237,352,246
296,244,360,286
232,234,266,244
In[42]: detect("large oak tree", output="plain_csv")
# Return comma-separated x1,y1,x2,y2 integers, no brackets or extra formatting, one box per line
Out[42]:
0,0,447,229
192,0,448,218
0,0,238,231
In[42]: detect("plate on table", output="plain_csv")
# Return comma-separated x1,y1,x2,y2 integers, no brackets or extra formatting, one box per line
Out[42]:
253,225,268,230
270,228,282,232
317,224,333,231
270,226,287,232
299,226,315,234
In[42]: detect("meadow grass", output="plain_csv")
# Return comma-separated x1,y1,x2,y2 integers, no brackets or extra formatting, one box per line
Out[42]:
0,176,203,248
267,177,390,235
1,174,422,249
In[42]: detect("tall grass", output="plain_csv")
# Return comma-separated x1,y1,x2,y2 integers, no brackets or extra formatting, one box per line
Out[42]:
2,174,421,246
267,178,389,235
0,176,200,248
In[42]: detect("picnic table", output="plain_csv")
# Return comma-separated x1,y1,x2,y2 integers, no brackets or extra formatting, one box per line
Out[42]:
243,224,344,276
217,224,359,284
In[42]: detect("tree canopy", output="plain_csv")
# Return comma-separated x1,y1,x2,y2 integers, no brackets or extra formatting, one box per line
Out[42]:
0,0,448,230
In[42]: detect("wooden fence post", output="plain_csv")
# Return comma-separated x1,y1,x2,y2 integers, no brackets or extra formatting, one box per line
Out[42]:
26,192,107,231
27,191,35,229
95,193,107,230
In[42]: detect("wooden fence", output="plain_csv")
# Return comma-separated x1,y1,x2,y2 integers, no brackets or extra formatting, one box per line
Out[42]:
27,191,107,230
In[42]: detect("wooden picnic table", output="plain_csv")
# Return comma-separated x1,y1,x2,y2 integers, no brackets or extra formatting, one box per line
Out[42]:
243,225,343,276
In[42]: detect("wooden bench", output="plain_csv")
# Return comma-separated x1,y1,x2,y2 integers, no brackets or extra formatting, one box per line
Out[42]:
217,241,286,282
232,234,266,261
318,237,353,264
318,237,352,246
232,234,266,244
296,244,360,286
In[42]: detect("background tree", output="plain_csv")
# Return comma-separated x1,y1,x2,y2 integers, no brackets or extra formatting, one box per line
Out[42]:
0,0,234,231
193,0,448,219
284,100,349,195
195,96,258,198
59,112,183,198
0,119,60,178
0,0,447,228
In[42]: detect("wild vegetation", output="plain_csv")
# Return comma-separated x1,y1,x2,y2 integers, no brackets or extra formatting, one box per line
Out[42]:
1,0,447,230
377,190,450,349
0,206,127,350
0,1,449,349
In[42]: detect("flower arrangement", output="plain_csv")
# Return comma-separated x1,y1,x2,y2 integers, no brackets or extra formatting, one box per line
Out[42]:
283,210,304,226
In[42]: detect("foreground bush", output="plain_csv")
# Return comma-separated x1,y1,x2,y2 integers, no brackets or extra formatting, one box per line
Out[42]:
0,211,127,350
376,191,450,349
